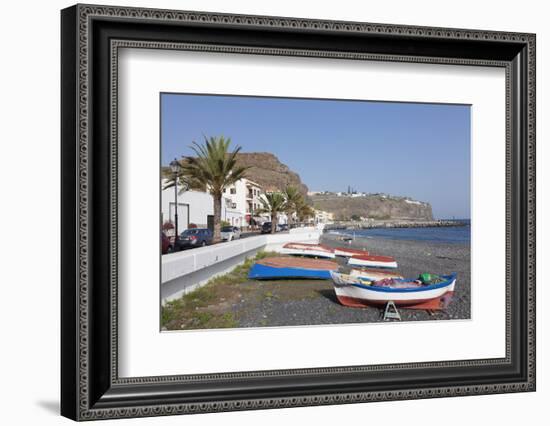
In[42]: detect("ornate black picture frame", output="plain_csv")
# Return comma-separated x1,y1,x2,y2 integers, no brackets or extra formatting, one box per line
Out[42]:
61,4,535,421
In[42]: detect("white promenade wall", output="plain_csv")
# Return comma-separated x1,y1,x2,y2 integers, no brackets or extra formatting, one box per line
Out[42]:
161,228,321,303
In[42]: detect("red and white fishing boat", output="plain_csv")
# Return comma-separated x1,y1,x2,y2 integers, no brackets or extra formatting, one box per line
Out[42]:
333,246,370,257
279,242,336,259
330,271,456,310
348,254,398,269
350,268,403,281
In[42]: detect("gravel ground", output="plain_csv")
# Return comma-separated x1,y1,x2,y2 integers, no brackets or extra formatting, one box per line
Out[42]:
165,233,471,330
236,233,470,327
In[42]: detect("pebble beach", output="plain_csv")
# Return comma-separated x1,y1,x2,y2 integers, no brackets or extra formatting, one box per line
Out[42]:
319,232,471,321
236,234,470,327
163,229,471,330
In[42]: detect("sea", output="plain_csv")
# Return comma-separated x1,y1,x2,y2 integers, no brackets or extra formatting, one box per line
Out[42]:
329,220,471,245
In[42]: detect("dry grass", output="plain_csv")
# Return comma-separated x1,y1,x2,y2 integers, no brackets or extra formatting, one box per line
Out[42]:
161,251,279,330
161,250,334,330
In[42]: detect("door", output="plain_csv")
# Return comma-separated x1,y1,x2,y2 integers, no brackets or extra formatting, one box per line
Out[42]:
169,202,189,234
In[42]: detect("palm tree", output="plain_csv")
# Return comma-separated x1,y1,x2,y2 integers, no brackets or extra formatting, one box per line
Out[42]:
183,136,249,243
296,203,315,223
283,185,304,226
162,162,205,193
257,192,288,234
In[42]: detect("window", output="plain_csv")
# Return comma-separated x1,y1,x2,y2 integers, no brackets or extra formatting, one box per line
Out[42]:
230,188,236,194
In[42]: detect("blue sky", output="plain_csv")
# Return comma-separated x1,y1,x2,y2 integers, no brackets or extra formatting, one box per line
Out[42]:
161,94,471,219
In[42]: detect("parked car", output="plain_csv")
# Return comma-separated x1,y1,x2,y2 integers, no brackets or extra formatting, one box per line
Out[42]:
161,231,172,254
279,224,289,232
175,228,213,250
221,226,241,241
261,222,284,234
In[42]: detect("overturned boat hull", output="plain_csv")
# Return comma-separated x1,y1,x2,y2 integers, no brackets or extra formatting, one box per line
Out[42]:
330,271,456,310
249,257,339,280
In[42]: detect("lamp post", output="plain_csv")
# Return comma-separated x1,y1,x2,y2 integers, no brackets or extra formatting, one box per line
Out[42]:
169,158,182,246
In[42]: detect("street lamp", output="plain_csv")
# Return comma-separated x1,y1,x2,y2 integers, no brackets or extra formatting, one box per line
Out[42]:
169,158,182,246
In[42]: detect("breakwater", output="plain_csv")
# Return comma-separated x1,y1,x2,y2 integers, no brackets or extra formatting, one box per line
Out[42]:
324,219,467,232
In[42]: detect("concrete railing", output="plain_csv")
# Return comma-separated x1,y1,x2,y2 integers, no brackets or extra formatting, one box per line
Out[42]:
161,228,321,303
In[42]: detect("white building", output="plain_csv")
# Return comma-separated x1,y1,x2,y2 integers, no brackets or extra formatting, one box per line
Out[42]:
223,178,264,227
161,185,212,235
314,209,334,224
161,178,266,234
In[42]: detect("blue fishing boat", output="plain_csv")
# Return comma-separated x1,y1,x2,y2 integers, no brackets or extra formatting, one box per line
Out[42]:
248,257,339,280
330,271,457,310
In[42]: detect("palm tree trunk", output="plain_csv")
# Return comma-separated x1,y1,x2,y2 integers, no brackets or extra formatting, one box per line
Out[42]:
284,210,292,228
213,192,222,243
271,212,277,234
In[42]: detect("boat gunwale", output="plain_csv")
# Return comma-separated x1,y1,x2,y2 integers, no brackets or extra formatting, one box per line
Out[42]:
349,254,397,262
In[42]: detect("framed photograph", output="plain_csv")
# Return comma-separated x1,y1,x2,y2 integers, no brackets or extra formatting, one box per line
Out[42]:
61,4,536,421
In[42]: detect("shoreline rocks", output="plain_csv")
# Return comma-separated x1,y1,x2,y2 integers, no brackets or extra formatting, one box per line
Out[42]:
325,219,467,231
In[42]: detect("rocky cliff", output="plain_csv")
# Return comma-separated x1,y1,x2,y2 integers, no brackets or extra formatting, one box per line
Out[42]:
236,153,309,196
311,193,434,221
165,151,433,221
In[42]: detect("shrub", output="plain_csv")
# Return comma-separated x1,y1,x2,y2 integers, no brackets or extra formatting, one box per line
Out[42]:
162,221,174,231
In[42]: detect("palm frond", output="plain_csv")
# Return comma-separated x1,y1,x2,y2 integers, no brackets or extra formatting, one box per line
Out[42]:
296,202,315,221
184,136,251,195
257,192,288,215
282,185,305,216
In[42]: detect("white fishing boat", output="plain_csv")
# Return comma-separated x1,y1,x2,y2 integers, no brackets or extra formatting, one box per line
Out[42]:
330,271,457,310
333,246,370,257
279,242,336,259
348,254,398,269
